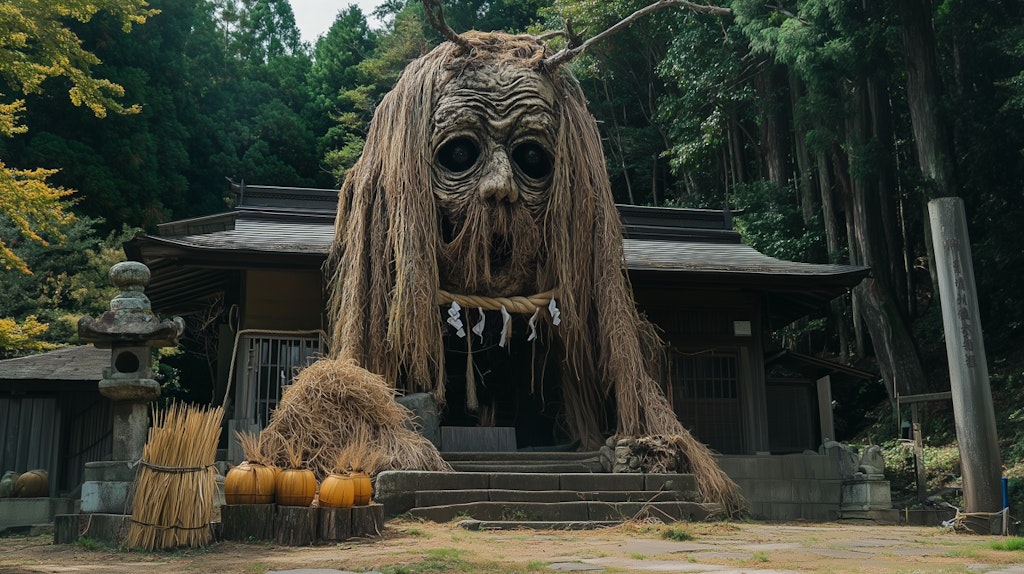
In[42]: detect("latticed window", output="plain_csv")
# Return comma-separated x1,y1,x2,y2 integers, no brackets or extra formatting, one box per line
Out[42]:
234,332,324,428
667,350,744,454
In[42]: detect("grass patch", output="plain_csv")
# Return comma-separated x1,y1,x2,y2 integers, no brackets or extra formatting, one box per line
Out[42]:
944,547,981,559
243,564,268,574
750,551,770,562
499,507,538,521
379,547,543,574
382,548,468,573
989,537,1024,551
630,553,647,560
660,526,694,541
75,537,108,551
392,513,426,523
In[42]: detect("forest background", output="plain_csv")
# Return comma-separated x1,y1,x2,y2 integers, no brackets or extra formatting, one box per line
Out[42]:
1,0,1023,508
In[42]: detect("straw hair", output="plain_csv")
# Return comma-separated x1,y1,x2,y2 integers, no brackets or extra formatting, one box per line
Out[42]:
324,31,743,513
282,435,305,470
236,430,271,466
335,425,384,474
260,358,451,480
126,402,223,550
631,434,746,517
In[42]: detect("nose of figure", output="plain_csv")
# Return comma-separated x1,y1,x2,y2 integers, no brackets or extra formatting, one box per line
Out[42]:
478,149,519,203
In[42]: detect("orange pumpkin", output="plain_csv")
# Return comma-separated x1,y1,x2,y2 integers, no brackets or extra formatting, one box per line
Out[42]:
351,470,372,506
276,468,316,507
224,461,275,504
318,473,355,508
14,469,48,498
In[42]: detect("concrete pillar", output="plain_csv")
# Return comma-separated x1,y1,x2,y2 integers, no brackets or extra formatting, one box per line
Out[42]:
928,197,1002,534
816,375,835,443
110,402,151,461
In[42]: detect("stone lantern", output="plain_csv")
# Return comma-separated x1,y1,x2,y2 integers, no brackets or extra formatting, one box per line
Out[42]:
73,261,184,518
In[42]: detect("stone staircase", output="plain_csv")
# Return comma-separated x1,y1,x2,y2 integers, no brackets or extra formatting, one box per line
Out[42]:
374,451,720,528
442,450,605,473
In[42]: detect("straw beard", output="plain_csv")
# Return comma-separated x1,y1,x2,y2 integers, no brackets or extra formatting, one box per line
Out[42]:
437,196,544,297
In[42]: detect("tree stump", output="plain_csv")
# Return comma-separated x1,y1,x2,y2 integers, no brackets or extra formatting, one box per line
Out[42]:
351,503,384,538
317,507,352,543
275,505,317,546
221,504,275,542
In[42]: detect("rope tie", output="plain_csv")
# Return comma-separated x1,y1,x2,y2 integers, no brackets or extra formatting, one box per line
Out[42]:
138,460,215,474
436,288,559,313
130,518,210,531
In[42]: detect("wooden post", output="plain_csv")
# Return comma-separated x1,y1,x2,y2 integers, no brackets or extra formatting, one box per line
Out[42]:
317,507,352,543
275,506,318,546
928,197,1002,534
911,402,926,500
350,503,385,538
221,504,275,541
816,375,835,443
898,392,952,503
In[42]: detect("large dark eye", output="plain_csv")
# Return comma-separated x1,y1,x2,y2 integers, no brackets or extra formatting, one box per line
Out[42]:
512,142,552,179
437,137,479,173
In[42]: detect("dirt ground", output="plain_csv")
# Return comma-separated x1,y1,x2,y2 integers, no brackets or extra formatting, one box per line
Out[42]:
2,519,1023,574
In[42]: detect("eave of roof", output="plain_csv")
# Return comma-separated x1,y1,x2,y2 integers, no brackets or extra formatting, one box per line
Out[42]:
624,239,867,279
0,346,107,392
764,348,877,386
125,197,870,317
129,214,867,282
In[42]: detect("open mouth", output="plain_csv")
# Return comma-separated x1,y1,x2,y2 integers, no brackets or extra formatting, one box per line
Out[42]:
489,235,513,275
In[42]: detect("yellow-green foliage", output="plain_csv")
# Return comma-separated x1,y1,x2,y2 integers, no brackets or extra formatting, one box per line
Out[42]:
0,316,57,358
0,0,156,275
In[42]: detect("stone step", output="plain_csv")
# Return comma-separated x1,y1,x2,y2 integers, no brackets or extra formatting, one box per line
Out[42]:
375,471,700,518
441,450,602,462
413,489,688,507
442,450,606,473
407,500,722,523
458,519,623,531
445,461,604,473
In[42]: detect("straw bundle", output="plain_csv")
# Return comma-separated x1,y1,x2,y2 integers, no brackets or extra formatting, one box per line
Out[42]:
126,402,223,551
260,358,451,480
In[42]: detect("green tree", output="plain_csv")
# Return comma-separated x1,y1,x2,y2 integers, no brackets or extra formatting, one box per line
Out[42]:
233,0,305,63
0,0,154,355
318,2,430,183
0,0,155,272
13,0,210,228
204,0,326,187
0,217,130,351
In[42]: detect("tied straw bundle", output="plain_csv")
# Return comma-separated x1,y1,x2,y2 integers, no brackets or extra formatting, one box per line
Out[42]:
126,402,224,551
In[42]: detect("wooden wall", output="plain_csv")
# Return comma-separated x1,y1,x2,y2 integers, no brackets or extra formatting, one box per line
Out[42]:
0,393,111,496
0,397,60,496
632,287,770,455
243,269,324,330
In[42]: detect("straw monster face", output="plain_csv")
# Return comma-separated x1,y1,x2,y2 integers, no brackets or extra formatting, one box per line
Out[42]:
431,64,557,297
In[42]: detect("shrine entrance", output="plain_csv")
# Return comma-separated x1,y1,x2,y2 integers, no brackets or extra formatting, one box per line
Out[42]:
440,313,573,451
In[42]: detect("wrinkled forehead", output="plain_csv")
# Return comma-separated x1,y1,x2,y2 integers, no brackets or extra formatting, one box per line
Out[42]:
432,64,557,140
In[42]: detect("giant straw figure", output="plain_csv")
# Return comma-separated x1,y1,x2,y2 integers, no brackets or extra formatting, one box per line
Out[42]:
318,0,743,512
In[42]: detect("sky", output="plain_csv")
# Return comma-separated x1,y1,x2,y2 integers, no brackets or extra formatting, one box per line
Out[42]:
291,0,385,45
